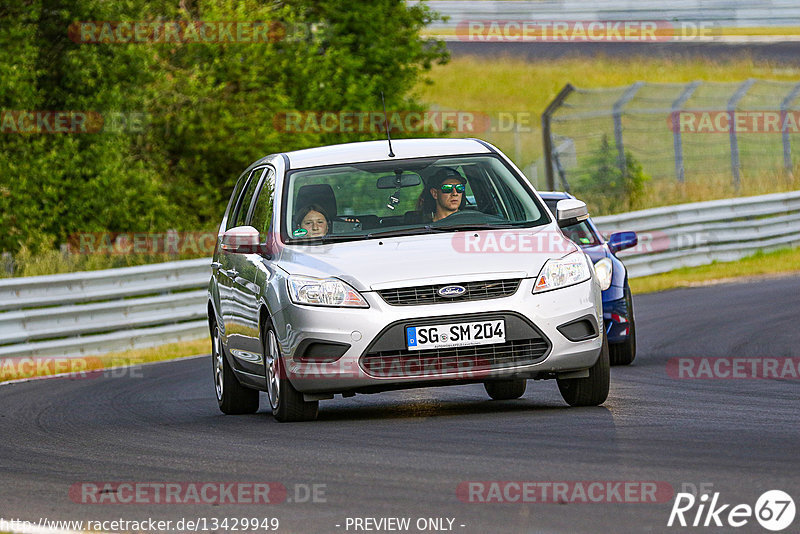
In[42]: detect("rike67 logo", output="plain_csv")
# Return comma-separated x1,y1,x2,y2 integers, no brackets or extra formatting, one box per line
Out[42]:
668,489,795,531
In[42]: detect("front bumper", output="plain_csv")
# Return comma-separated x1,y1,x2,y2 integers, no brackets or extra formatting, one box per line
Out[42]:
273,278,603,393
603,293,631,344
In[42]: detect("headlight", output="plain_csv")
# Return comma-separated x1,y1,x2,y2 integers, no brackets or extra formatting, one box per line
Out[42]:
288,275,369,308
593,257,613,291
533,251,591,293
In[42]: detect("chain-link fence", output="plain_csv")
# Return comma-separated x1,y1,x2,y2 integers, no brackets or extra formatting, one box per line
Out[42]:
542,80,800,214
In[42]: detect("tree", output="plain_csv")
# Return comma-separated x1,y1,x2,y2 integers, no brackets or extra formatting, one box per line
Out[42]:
0,0,449,254
572,134,649,214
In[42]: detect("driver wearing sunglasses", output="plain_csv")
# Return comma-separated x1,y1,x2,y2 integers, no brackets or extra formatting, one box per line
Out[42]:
428,167,467,222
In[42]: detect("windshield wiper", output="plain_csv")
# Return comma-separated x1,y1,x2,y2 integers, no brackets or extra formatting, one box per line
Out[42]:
289,234,369,244
434,222,530,231
365,226,448,239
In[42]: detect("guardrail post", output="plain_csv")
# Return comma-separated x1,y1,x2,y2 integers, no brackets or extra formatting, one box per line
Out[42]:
1,252,13,276
670,81,702,183
780,82,800,177
542,84,575,190
728,79,756,190
612,82,644,178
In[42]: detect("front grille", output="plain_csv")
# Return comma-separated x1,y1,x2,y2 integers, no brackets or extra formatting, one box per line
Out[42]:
360,338,549,378
378,279,521,306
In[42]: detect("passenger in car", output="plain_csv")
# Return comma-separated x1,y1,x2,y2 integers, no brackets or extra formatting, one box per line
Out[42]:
294,204,330,237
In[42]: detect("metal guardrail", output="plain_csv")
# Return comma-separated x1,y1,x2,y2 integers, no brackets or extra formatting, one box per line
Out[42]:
0,258,210,311
418,1,800,34
0,259,210,359
592,190,800,278
0,191,798,359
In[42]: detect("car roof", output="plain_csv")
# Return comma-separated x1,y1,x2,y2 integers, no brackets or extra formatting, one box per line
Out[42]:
282,138,493,169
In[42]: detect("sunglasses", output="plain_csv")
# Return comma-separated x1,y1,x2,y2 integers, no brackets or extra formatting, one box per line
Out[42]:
440,183,465,194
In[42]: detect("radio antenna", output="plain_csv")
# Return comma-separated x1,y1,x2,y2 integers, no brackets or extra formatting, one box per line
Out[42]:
380,91,395,158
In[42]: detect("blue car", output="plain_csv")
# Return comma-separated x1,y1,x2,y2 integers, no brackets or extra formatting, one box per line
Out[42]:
540,192,638,365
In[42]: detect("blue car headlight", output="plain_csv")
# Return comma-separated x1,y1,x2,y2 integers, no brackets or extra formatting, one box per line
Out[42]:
593,258,613,291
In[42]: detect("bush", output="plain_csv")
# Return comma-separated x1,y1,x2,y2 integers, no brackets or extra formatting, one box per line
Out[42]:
571,134,649,214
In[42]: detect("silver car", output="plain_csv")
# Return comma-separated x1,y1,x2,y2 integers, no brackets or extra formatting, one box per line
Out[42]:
208,138,608,422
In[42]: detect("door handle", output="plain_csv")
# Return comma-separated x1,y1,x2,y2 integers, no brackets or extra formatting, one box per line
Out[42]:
219,268,238,279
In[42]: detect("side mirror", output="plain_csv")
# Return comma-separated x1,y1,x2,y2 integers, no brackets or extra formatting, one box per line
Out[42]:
555,199,589,228
608,231,638,253
221,226,260,254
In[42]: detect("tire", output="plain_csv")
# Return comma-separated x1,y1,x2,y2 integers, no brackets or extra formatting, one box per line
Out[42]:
212,321,259,415
609,284,636,366
557,333,610,407
484,379,527,400
264,327,318,423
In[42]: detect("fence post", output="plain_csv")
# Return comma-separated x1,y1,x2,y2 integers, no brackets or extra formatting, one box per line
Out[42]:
670,81,702,183
542,84,575,190
728,79,756,190
612,82,644,178
781,82,800,177
551,142,571,193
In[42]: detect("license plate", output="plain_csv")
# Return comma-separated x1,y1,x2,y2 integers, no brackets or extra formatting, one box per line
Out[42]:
406,319,506,351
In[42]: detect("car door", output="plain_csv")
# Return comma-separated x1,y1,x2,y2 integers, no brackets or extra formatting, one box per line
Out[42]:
227,167,277,381
220,166,265,372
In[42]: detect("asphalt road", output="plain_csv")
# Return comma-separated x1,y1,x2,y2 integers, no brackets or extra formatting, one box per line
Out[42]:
447,41,800,64
1,276,799,534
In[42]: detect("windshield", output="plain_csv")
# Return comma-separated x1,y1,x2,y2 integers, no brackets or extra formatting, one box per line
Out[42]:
282,155,550,243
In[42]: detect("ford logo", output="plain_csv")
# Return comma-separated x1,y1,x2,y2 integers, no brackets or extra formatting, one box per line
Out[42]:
438,285,466,298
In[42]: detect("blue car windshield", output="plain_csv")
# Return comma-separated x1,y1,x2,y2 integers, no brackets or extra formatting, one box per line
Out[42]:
561,221,601,246
542,198,601,247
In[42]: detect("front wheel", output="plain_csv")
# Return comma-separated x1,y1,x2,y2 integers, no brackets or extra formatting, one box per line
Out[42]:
557,334,610,407
212,322,259,415
264,328,318,422
484,379,527,400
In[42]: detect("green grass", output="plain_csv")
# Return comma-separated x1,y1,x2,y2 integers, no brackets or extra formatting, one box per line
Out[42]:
630,246,800,294
417,55,800,144
0,245,209,278
414,54,800,208
416,55,800,162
